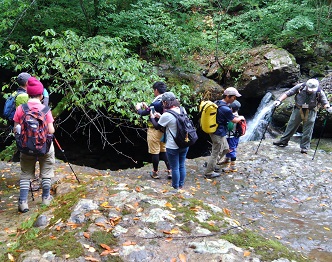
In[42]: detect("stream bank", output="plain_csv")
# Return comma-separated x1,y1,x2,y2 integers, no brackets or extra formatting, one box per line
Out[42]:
0,139,331,261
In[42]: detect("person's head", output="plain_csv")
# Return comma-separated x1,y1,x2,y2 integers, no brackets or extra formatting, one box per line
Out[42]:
162,91,180,109
26,77,44,98
229,100,241,112
222,87,242,103
305,79,319,93
152,81,167,96
17,72,31,88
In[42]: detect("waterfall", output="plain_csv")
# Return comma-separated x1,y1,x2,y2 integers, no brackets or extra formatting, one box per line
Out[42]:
240,92,274,142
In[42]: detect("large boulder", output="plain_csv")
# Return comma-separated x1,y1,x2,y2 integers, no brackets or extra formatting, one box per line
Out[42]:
158,45,300,101
204,44,300,98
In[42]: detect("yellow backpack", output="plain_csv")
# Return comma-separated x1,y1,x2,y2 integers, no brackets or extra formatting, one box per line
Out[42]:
198,101,219,133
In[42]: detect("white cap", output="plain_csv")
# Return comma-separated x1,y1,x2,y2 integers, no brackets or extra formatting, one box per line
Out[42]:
223,87,242,97
306,79,319,92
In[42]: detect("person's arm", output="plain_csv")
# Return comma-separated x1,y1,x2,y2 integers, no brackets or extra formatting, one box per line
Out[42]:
48,123,55,134
231,115,245,123
42,89,49,106
150,112,165,132
274,93,288,107
135,102,150,116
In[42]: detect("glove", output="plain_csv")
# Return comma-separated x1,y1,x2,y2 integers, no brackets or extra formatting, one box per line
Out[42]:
327,107,332,114
273,100,281,107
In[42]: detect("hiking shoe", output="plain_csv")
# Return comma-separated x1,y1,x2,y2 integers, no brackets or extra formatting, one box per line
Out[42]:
224,165,237,173
300,149,308,154
205,172,221,179
273,141,288,147
150,171,160,179
217,158,230,165
42,195,53,206
18,201,29,213
166,170,172,179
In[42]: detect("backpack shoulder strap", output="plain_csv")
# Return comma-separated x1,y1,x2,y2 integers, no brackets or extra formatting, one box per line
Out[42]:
21,104,50,116
41,105,50,114
166,108,179,117
21,103,30,114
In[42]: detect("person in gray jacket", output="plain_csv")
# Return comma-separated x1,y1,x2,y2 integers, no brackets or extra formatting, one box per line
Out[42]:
273,79,331,154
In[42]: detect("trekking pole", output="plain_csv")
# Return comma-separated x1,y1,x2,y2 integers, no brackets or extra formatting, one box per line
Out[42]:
255,106,277,154
53,137,80,184
312,112,328,160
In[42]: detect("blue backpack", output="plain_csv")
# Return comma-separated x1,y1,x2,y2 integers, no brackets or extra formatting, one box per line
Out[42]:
3,90,25,121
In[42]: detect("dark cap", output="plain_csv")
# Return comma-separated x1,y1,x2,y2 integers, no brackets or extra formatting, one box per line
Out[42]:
229,100,241,111
17,72,31,86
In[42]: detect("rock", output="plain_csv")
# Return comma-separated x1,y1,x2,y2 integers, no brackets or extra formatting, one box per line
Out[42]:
33,215,48,228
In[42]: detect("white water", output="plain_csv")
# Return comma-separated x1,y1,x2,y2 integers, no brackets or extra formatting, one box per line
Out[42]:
240,92,275,142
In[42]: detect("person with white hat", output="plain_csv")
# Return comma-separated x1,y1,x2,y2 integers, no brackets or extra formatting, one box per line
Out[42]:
205,87,245,178
273,79,331,154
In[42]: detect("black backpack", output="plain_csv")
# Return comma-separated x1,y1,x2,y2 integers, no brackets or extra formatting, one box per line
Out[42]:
167,107,198,148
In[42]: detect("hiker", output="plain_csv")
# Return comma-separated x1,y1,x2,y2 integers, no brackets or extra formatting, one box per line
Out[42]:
273,79,331,154
205,87,245,178
15,72,50,107
3,72,30,125
13,77,55,213
218,100,243,172
135,81,171,179
150,92,189,191
4,72,50,124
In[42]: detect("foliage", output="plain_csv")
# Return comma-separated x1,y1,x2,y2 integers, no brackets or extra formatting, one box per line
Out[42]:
0,30,192,147
0,140,17,161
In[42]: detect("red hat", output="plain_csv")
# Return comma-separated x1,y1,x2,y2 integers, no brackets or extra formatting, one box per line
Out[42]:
26,77,44,96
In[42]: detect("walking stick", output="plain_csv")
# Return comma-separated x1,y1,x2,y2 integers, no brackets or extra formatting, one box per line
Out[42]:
312,113,328,160
255,106,277,154
53,136,80,184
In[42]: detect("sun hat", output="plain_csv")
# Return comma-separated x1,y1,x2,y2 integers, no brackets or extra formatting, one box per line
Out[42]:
26,77,44,96
17,72,31,86
223,87,242,97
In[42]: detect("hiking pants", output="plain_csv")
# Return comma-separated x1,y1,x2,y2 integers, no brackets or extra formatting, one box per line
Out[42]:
167,147,189,189
147,127,166,154
206,134,229,174
278,108,317,150
20,143,55,180
225,136,240,159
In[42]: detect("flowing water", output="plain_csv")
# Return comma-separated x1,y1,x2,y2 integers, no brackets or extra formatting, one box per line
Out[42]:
240,92,274,142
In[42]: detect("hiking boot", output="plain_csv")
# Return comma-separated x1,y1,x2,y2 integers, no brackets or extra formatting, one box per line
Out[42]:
42,195,53,206
273,141,288,147
300,149,308,154
18,200,29,213
205,171,221,179
150,171,160,179
217,157,230,165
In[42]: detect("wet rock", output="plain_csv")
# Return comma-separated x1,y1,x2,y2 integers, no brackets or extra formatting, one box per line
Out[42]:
18,249,47,262
126,249,155,262
33,215,48,228
189,239,243,254
68,199,99,224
